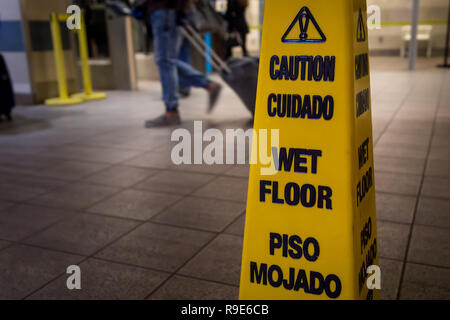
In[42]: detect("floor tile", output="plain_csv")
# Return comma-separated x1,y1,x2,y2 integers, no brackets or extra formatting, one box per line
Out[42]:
24,213,138,256
86,165,158,188
172,163,234,175
0,153,62,176
431,135,450,149
377,220,410,260
374,156,425,175
223,214,246,236
193,177,248,202
415,197,450,228
375,172,422,196
124,152,174,169
0,240,11,250
179,234,243,286
0,204,75,242
385,120,433,136
399,263,450,299
0,244,82,299
28,183,120,211
35,161,110,181
0,199,13,212
434,122,450,137
379,258,403,300
428,144,450,161
224,165,250,178
376,193,416,224
89,189,182,221
96,223,215,272
425,159,450,178
150,275,238,300
0,174,67,202
376,133,430,147
135,171,215,195
374,143,428,160
152,197,245,232
82,132,167,151
408,225,450,268
42,145,143,165
421,177,450,199
28,258,169,300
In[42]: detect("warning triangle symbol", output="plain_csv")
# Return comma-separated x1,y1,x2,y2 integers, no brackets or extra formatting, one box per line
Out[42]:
281,6,326,43
357,8,366,42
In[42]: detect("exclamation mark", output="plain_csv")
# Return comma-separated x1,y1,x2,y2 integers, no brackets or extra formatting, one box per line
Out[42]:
299,11,309,41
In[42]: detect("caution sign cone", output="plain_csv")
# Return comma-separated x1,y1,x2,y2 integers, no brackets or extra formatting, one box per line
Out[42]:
357,8,367,42
240,0,379,300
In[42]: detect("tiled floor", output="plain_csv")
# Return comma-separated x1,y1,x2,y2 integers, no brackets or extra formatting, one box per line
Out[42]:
0,57,449,300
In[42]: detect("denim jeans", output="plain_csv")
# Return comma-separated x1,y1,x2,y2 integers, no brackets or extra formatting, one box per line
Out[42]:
150,9,210,112
178,36,192,93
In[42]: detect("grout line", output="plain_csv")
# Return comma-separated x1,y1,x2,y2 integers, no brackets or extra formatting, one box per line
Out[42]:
373,84,420,148
2,240,88,259
377,218,450,231
93,256,240,289
375,190,450,202
401,260,450,272
375,169,423,177
6,233,450,278
143,211,246,300
19,162,229,300
395,71,445,300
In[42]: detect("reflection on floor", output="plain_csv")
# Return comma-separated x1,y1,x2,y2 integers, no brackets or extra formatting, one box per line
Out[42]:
0,57,449,300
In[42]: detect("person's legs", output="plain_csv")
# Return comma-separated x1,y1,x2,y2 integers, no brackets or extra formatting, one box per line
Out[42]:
146,9,181,127
177,59,210,89
147,9,223,127
178,36,192,97
151,9,179,113
241,32,248,56
177,59,222,113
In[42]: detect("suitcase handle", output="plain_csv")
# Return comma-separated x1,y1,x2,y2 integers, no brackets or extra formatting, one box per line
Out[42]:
180,24,232,74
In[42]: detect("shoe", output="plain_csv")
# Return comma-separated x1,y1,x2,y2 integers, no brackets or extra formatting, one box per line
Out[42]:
145,114,181,128
179,88,191,98
207,82,222,114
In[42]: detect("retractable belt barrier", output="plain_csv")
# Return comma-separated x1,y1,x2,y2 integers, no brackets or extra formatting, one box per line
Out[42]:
45,12,106,106
240,0,379,300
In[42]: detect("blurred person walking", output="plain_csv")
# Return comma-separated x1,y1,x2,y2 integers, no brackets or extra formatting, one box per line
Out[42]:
225,0,249,58
145,0,222,128
177,8,194,98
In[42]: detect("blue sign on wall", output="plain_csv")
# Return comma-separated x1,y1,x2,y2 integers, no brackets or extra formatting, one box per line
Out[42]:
0,21,25,52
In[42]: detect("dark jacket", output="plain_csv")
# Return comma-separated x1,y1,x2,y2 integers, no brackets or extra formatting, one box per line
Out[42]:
225,0,249,34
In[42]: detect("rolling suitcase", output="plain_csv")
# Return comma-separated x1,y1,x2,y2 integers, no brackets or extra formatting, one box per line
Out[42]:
0,53,15,121
221,57,259,115
180,23,259,116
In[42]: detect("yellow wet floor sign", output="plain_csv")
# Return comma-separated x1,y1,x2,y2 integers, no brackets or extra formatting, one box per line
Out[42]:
240,0,379,300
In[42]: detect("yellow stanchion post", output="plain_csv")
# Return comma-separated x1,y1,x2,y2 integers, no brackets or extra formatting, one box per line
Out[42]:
70,13,106,101
45,12,84,106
